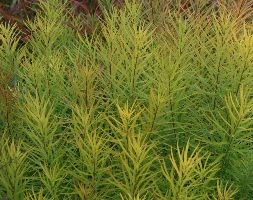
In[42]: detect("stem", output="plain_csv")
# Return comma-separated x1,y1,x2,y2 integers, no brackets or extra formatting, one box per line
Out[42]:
85,75,88,108
236,52,249,96
92,155,97,195
168,75,176,138
213,56,221,110
131,53,139,97
2,89,12,135
109,44,113,93
222,114,242,174
150,104,159,132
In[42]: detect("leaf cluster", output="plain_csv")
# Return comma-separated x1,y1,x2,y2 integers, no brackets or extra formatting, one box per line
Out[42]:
0,0,253,199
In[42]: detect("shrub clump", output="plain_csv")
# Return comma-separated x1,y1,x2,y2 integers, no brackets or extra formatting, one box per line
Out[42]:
0,0,253,199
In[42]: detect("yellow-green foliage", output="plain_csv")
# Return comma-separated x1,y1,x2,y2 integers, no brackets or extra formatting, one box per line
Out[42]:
0,0,253,199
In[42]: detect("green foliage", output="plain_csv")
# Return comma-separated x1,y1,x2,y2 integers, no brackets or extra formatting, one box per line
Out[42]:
159,141,219,200
0,0,252,199
108,102,157,199
0,23,22,135
0,135,28,200
215,181,238,200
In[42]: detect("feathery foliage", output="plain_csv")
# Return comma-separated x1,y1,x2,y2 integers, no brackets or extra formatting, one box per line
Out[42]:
0,0,253,199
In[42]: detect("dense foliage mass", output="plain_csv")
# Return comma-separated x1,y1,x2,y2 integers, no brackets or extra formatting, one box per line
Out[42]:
0,0,253,199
